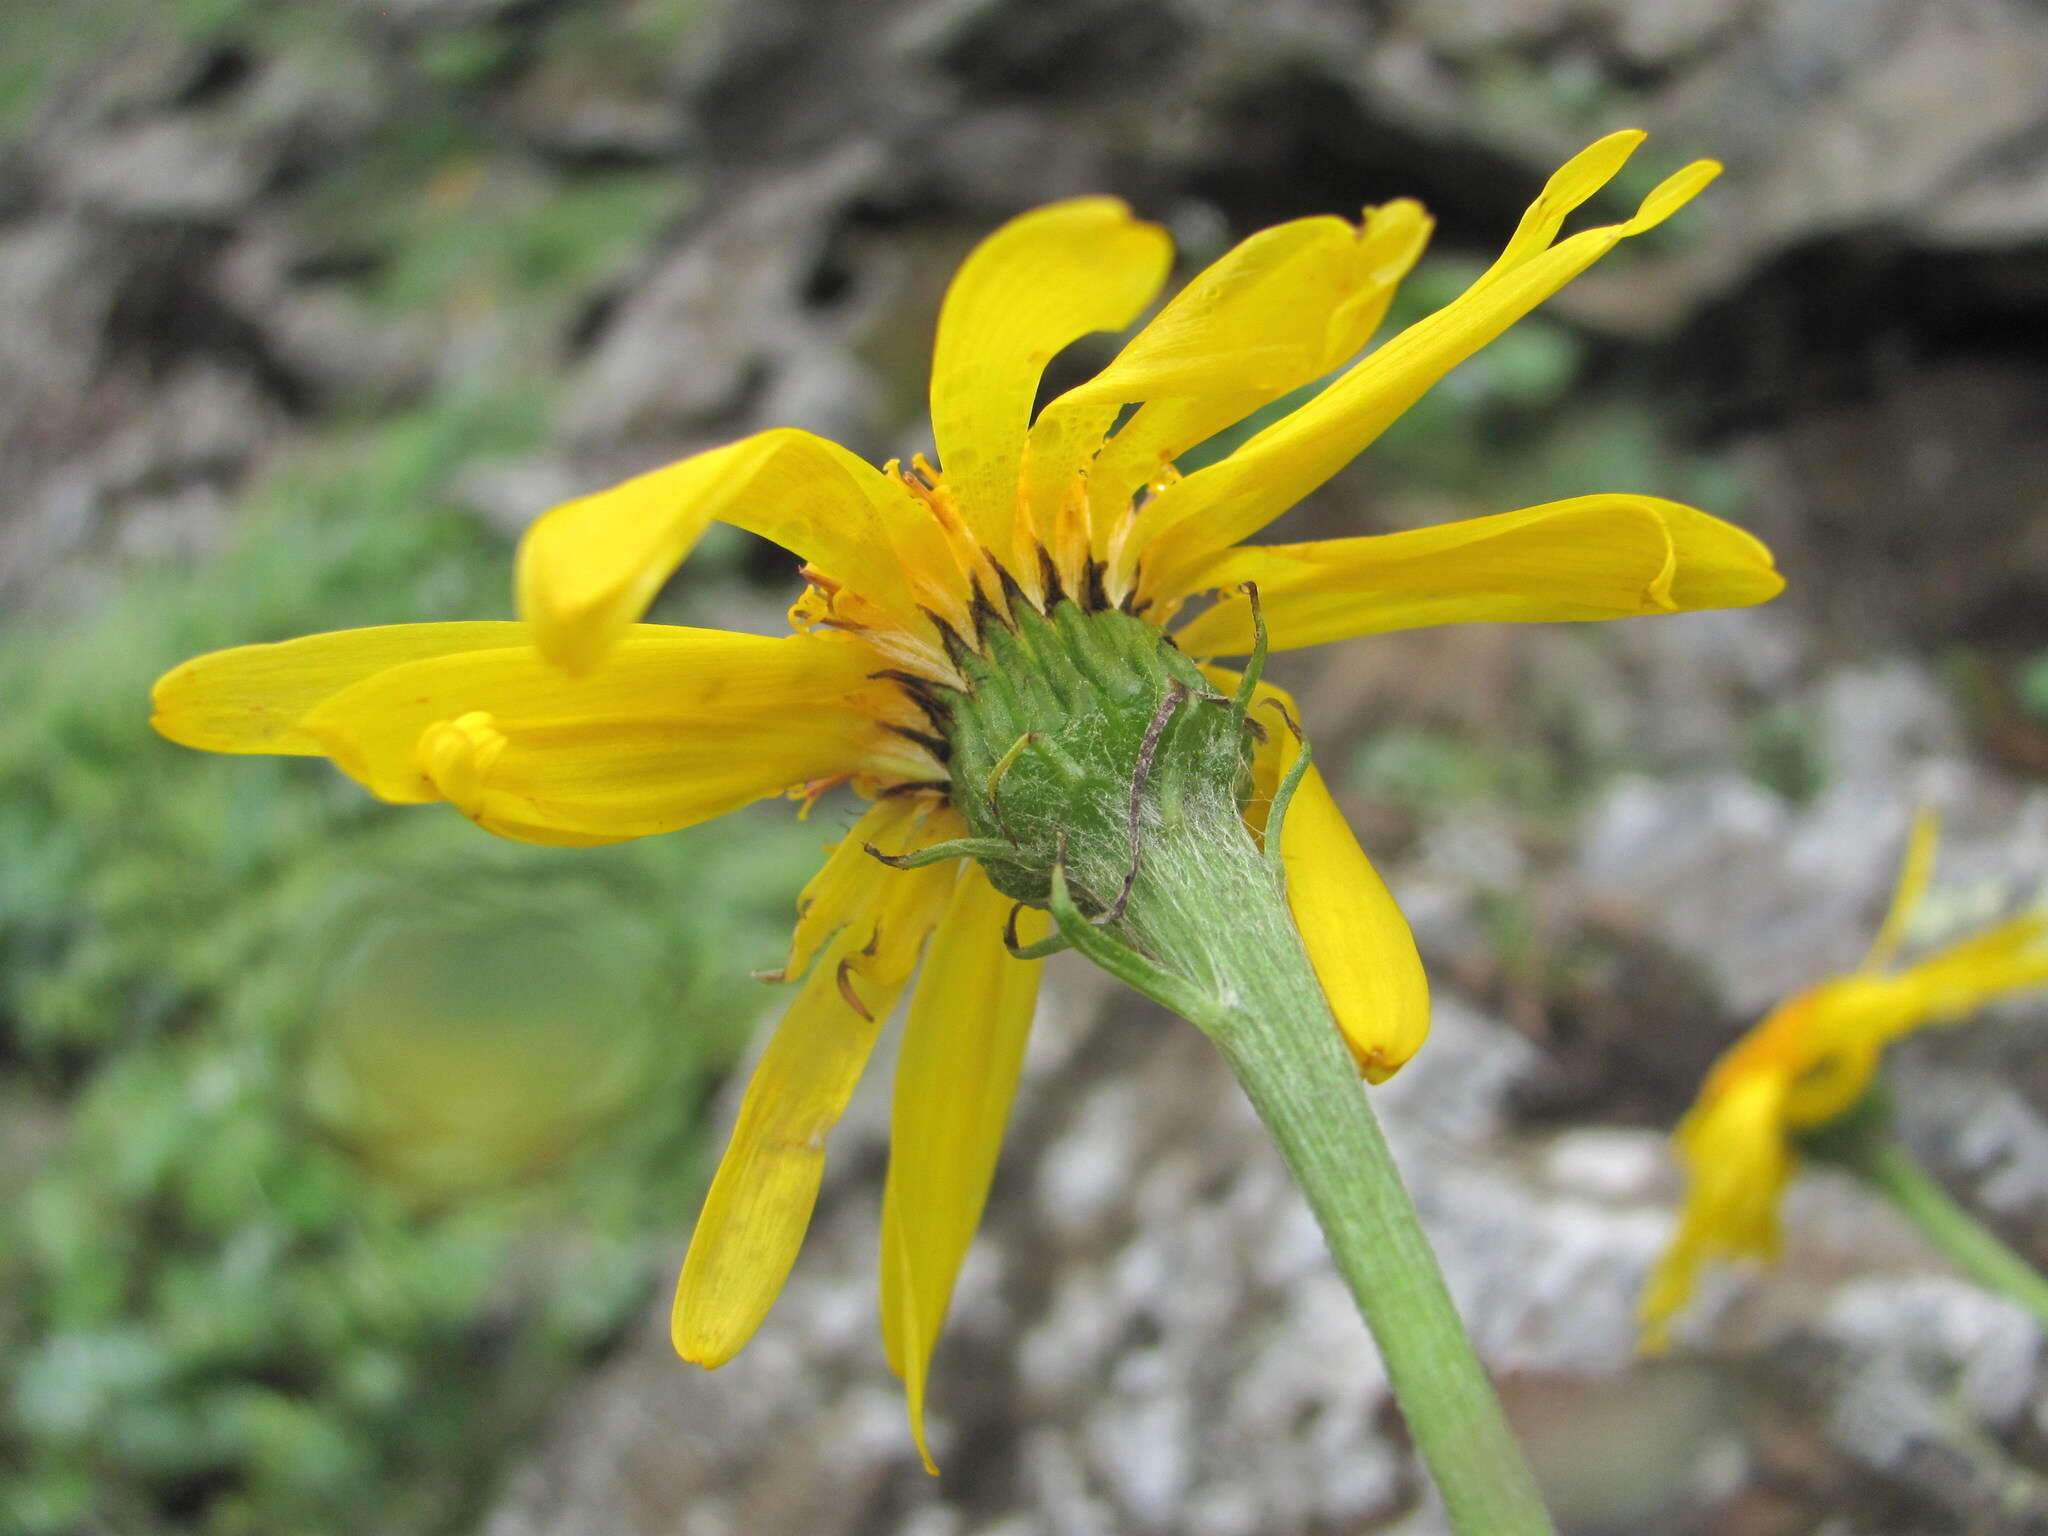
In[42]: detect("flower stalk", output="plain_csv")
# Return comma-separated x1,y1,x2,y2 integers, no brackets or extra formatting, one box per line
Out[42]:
1801,1087,2048,1327
932,595,1552,1531
1096,781,1553,1536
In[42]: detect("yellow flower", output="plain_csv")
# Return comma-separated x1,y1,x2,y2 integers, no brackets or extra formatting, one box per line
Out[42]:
153,130,1782,1469
1641,810,2048,1349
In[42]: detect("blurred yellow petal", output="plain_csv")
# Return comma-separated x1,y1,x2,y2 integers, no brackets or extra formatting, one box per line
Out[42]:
301,629,908,841
1644,884,2048,1347
1132,136,1720,599
1861,808,1941,973
876,867,1047,1473
1173,495,1783,656
673,858,960,1368
1776,1030,1881,1126
150,622,526,754
1235,682,1428,1082
1880,912,2048,1034
1024,200,1431,553
1640,1072,1793,1351
517,428,932,674
928,198,1171,547
1768,912,2048,1126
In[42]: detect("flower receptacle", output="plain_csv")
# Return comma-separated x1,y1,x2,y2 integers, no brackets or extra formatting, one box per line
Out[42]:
937,597,1255,919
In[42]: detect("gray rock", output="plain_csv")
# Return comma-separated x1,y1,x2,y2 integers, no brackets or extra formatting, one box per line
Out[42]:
559,144,883,450
55,117,270,222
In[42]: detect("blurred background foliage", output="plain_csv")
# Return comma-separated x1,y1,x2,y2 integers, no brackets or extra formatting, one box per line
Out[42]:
4,0,2048,1531
0,388,817,1531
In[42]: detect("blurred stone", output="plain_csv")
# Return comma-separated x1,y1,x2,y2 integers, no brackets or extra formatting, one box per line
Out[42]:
2,357,285,602
260,285,443,403
559,145,882,450
451,454,586,539
1808,1279,2048,1527
56,117,270,222
508,55,691,163
236,42,394,155
1573,658,1997,1015
1595,0,1741,69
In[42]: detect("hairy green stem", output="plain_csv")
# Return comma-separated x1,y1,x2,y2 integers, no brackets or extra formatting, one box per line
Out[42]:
1113,801,1554,1536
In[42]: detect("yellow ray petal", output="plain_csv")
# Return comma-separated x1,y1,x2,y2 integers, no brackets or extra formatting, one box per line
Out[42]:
1861,807,1940,973
517,428,936,674
1766,912,2048,1127
1088,202,1430,555
1021,200,1432,565
673,855,959,1369
782,801,973,983
1640,1070,1793,1350
876,867,1047,1473
301,628,911,842
150,622,528,755
1876,912,2048,1035
1233,682,1429,1082
1130,135,1720,600
779,798,931,983
928,198,1172,553
1471,129,1650,294
1172,494,1782,656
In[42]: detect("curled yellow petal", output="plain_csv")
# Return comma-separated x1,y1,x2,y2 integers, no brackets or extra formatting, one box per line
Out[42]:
1469,130,1648,294
516,428,934,674
1132,135,1721,600
150,622,527,755
1021,199,1432,567
1172,494,1783,657
928,198,1172,552
415,711,509,809
673,854,960,1369
876,866,1048,1473
301,628,911,842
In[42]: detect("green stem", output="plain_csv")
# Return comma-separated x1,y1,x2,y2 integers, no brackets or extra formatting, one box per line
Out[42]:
1808,1090,2048,1327
941,597,1548,1527
1114,800,1554,1536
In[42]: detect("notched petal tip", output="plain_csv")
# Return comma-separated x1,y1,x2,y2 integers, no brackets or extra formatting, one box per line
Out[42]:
1357,1043,1409,1086
147,679,214,752
669,1318,739,1371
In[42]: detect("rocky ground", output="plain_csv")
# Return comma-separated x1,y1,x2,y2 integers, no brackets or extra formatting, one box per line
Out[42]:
7,0,2048,1532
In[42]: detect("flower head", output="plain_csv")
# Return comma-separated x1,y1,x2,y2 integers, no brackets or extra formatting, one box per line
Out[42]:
1640,810,2048,1349
153,131,1782,1469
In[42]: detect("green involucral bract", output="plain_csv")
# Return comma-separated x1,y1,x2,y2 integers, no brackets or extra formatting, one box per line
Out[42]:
935,598,1254,916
